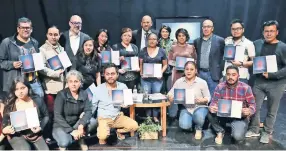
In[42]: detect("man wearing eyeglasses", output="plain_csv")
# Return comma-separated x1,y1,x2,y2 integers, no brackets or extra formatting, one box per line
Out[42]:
0,17,44,98
245,20,286,144
194,19,225,97
223,19,255,84
59,15,90,67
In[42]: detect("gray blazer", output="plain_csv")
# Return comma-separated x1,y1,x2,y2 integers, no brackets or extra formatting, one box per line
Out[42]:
194,34,225,81
59,31,90,67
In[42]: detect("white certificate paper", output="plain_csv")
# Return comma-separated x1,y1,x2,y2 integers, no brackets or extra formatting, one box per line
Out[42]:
231,100,243,118
131,57,139,70
33,53,45,71
154,64,162,78
25,107,40,128
185,89,195,104
234,46,245,62
111,51,120,65
123,89,133,106
58,51,72,69
266,55,278,73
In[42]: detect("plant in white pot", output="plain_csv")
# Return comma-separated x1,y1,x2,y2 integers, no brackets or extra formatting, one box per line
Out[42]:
137,117,161,139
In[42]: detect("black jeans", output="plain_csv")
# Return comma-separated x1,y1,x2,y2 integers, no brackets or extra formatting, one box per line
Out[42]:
8,135,49,150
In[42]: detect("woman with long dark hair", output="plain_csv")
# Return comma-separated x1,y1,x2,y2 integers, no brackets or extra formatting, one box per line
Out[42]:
73,38,101,89
1,77,49,150
94,29,113,83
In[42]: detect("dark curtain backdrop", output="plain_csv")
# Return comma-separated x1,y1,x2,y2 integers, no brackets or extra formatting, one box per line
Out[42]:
0,0,286,89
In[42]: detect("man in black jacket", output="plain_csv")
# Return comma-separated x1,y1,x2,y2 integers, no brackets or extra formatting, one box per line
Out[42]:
245,20,286,144
131,15,158,51
194,19,225,97
59,15,90,67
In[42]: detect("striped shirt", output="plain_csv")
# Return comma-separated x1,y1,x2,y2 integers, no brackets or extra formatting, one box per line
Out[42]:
209,81,256,115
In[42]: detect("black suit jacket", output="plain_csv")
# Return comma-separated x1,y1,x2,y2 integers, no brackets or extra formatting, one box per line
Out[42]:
59,31,90,66
194,34,225,81
131,28,158,50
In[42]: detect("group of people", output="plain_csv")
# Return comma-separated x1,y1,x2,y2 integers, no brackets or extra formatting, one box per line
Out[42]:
0,13,284,150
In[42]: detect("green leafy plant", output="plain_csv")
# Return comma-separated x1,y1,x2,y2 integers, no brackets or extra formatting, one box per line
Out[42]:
137,117,162,137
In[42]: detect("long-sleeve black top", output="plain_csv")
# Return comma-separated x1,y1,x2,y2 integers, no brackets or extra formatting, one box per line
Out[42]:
53,88,92,133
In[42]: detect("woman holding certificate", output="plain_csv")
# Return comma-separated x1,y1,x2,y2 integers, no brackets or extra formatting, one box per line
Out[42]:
167,61,210,140
53,70,93,151
1,77,49,150
139,33,168,123
112,28,139,90
39,26,65,142
94,29,113,83
168,28,197,86
73,38,101,89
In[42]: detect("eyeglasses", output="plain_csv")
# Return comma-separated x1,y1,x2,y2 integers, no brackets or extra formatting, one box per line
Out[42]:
70,21,82,26
263,30,277,34
202,26,213,29
231,27,243,31
18,26,32,30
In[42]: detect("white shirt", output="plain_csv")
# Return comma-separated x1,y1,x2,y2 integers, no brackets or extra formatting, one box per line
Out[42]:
69,31,80,55
223,36,255,79
140,29,149,50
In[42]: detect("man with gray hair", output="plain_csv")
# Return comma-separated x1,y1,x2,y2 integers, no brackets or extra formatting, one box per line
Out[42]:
0,17,44,98
59,15,90,67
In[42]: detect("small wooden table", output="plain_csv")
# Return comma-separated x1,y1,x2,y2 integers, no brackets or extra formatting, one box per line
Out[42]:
129,101,170,137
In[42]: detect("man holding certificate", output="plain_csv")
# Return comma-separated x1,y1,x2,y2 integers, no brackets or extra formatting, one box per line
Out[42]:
0,17,44,98
92,63,138,145
246,20,286,144
208,65,256,145
223,19,255,84
167,61,210,140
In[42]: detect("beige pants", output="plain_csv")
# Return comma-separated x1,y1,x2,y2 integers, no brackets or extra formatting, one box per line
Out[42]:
97,112,138,140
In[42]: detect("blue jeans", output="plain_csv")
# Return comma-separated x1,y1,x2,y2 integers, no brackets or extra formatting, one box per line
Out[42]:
199,71,218,98
179,107,208,130
30,81,44,98
141,78,163,117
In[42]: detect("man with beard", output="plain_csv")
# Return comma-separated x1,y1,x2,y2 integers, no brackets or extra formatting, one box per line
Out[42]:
208,65,256,144
59,15,90,67
223,19,255,84
132,15,158,50
245,20,286,144
91,63,138,145
0,17,44,98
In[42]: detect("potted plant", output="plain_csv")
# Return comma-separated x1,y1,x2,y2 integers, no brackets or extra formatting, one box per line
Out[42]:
137,117,161,139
